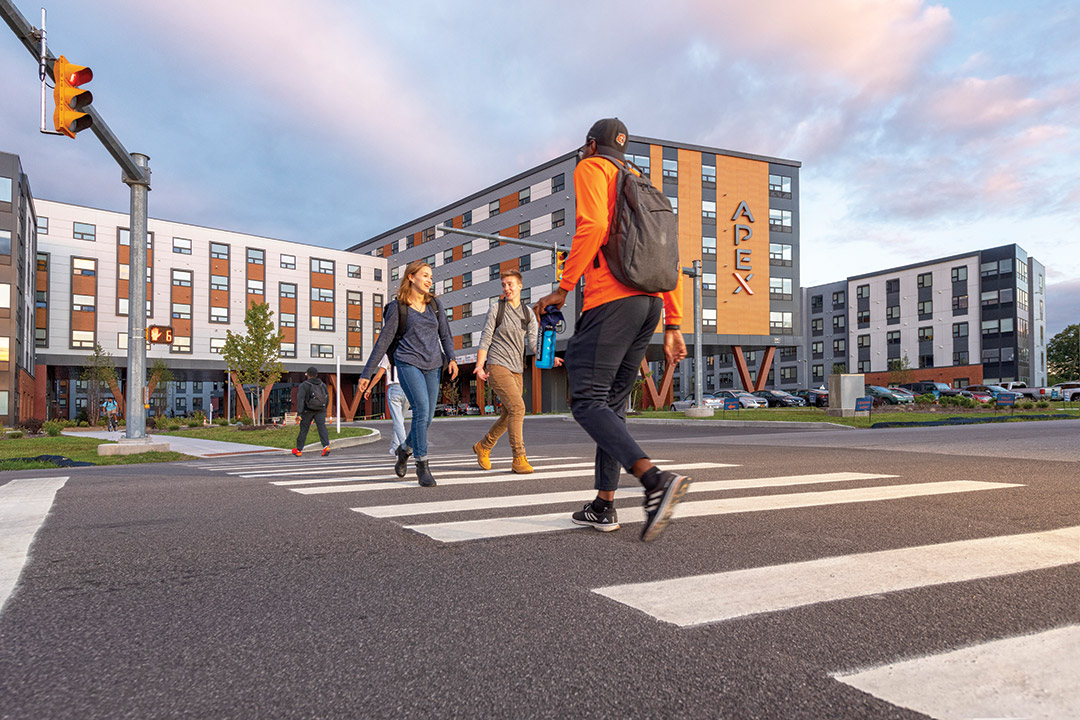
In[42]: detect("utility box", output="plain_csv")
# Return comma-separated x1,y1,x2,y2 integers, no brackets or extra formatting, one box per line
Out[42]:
827,374,867,417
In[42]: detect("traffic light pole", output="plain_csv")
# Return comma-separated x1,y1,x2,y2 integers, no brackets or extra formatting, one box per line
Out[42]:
3,0,153,441
124,154,151,440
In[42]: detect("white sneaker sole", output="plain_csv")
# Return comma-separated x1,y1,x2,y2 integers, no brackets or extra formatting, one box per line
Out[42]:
571,518,621,532
641,474,692,542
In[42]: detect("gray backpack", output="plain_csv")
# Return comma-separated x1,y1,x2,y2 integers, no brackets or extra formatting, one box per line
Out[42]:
593,154,680,293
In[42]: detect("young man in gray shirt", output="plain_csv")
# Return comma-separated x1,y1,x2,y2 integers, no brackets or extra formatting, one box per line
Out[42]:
472,269,561,474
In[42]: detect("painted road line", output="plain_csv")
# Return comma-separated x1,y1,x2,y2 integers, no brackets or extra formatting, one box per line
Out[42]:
833,624,1080,719
236,455,559,478
286,462,732,495
195,452,483,471
354,473,897,519
405,480,1021,543
595,523,1071,627
0,476,69,614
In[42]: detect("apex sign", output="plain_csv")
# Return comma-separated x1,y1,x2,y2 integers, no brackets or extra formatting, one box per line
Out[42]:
731,201,755,295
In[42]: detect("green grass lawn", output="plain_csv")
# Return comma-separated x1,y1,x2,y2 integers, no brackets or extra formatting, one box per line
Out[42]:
157,425,373,448
635,407,1080,428
0,435,192,471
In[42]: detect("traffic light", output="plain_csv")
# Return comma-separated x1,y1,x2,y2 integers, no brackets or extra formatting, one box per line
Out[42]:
146,326,174,344
52,55,94,138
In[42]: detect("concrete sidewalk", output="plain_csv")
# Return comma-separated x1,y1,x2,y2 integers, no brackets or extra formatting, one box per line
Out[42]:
63,430,280,458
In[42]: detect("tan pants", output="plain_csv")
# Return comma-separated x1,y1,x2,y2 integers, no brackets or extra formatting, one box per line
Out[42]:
479,364,526,456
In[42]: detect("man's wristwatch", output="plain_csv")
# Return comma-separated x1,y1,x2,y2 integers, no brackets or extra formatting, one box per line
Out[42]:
664,325,680,332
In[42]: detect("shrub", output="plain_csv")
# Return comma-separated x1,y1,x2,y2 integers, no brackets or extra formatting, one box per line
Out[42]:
19,418,44,434
190,411,207,427
1017,400,1035,410
238,415,253,426
7,430,23,439
119,419,126,426
166,422,182,431
146,417,157,430
78,420,90,427
43,421,63,437
213,417,228,426
96,417,108,427
915,394,936,405
1036,400,1050,408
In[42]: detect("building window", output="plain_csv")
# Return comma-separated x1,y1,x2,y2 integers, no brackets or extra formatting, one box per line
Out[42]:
702,273,716,291
37,216,49,235
662,159,677,178
917,300,933,317
833,339,846,355
782,366,799,382
373,294,383,310
71,329,95,349
210,306,228,323
811,318,824,334
73,222,96,241
520,254,531,273
981,261,999,278
443,249,454,265
886,279,900,294
769,174,792,196
769,208,792,231
703,308,717,326
518,220,531,239
280,282,297,299
390,267,399,282
953,322,968,337
73,257,96,276
833,315,845,330
0,230,9,255
917,272,932,288
462,302,473,319
982,319,999,336
770,311,793,334
702,236,716,255
857,310,870,326
668,196,678,215
210,242,229,259
347,345,363,361
171,336,192,354
952,294,968,312
311,344,334,358
886,305,901,321
311,287,334,303
280,254,296,269
348,264,362,279
488,264,500,281
311,258,334,275
347,290,362,306
443,279,453,294
172,269,192,287
461,241,472,258
279,342,296,359
518,187,530,206
769,277,792,299
311,316,334,332
702,165,716,184
918,327,933,342
488,199,500,217
247,279,264,295
405,234,415,249
211,275,229,291
769,243,792,266
886,331,900,345
953,351,969,365
173,237,192,255
812,341,824,358
811,365,823,380
811,295,823,313
856,284,869,300
701,201,716,219
280,312,296,328
857,335,870,349
951,266,967,282
551,174,564,193
462,210,472,228
247,248,264,265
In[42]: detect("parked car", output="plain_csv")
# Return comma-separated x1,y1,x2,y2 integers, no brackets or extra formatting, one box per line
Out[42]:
899,381,959,399
792,388,829,407
864,385,914,405
964,390,994,404
1052,381,1080,402
434,403,452,417
999,381,1059,401
963,385,1022,402
710,390,768,409
751,389,808,408
889,386,917,401
669,395,725,412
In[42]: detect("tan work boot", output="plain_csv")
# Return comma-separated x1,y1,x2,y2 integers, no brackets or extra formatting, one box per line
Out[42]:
512,455,534,474
473,442,492,470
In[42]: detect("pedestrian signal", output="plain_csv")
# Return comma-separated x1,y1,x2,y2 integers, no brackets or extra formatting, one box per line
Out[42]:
52,56,94,138
146,326,174,344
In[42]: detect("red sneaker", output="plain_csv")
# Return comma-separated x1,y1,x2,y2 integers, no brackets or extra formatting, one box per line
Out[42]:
291,448,302,457
321,446,331,457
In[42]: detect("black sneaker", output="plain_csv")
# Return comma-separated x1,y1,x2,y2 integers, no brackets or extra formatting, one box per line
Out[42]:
394,446,411,478
640,472,692,542
416,459,436,487
571,502,620,532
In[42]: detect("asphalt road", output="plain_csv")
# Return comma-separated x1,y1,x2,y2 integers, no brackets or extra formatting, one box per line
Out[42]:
2,416,1078,719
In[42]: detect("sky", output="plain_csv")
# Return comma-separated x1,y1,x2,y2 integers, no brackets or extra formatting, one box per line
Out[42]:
2,0,1078,335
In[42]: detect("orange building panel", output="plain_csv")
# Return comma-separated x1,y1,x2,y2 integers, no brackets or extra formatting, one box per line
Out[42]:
649,144,664,193
715,156,771,336
452,245,463,262
677,148,703,326
210,289,229,307
500,225,519,240
71,312,95,332
310,271,334,290
499,192,518,215
210,258,229,275
499,258,520,274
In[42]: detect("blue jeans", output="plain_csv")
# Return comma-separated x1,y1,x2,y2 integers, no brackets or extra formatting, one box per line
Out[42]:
386,383,410,455
395,362,441,460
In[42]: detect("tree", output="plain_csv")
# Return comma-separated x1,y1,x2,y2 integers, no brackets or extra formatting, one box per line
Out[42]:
83,343,118,425
888,355,914,386
440,380,460,410
221,302,283,425
831,362,847,376
147,359,174,419
1047,324,1080,384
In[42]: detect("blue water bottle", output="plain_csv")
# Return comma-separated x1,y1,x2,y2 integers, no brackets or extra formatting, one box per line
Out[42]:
536,305,563,369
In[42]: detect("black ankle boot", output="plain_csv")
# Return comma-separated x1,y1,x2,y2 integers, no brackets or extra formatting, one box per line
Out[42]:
416,459,436,487
394,446,411,478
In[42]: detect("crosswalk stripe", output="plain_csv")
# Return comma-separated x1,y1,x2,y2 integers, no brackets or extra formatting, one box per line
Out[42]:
404,480,1022,543
195,452,481,471
353,473,898,519
1,476,70,614
234,456,558,478
286,462,734,495
272,458,676,487
832,623,1080,719
594,522,1069,627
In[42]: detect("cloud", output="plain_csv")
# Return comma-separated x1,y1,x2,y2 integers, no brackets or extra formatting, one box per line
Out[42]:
1046,279,1080,337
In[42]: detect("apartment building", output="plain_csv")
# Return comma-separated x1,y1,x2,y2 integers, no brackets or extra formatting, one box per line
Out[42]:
803,244,1047,390
0,151,38,424
34,199,387,420
351,136,802,409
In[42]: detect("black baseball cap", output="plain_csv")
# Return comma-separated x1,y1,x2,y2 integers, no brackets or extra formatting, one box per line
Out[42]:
587,117,629,160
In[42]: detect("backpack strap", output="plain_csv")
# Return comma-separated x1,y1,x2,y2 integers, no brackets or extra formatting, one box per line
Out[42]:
495,298,506,328
591,153,634,270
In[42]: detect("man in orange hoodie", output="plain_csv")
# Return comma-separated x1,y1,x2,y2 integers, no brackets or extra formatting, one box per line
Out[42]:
535,118,690,542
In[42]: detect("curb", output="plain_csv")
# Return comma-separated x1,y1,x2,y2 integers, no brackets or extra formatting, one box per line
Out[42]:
303,428,380,452
559,415,854,431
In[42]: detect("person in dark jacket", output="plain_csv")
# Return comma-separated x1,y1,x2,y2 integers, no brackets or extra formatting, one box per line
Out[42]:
293,366,331,457
357,259,458,487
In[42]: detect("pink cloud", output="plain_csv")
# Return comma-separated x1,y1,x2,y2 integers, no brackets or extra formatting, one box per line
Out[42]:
920,75,1045,133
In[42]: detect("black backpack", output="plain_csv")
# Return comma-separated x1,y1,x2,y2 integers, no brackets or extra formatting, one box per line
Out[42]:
494,298,530,332
386,297,442,366
593,154,680,293
306,380,329,411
